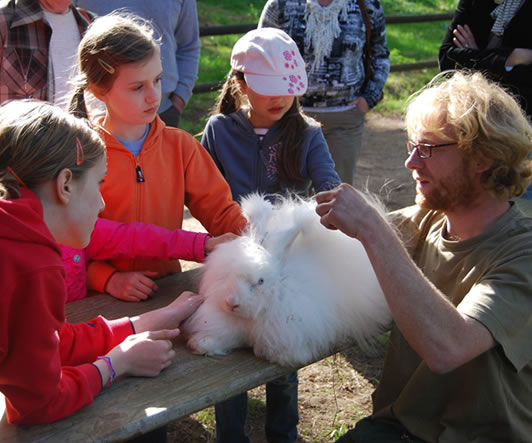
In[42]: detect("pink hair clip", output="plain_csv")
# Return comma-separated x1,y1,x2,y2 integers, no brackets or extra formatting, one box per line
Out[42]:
7,166,26,188
76,138,84,166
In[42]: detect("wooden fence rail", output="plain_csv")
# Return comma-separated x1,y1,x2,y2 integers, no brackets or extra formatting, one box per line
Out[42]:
193,12,454,94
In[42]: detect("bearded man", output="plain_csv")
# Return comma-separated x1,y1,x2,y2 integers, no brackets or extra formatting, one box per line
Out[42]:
315,71,532,443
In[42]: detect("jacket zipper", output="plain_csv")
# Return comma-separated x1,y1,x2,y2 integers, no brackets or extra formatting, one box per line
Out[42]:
136,165,145,182
134,157,144,270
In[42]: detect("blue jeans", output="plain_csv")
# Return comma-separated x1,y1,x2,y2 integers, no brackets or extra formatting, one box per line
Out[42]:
215,371,299,443
521,184,532,200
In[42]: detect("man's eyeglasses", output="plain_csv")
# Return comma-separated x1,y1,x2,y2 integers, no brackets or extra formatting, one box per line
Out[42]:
406,140,457,159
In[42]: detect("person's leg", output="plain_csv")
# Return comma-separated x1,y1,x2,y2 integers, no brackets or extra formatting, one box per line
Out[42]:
126,425,168,443
308,108,365,186
265,372,299,443
158,105,181,128
336,417,425,443
215,392,250,443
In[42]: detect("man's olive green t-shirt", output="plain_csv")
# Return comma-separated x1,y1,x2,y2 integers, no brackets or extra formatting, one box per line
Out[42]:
372,203,532,443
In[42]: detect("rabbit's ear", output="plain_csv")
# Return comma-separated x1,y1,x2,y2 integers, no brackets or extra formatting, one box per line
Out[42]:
268,225,303,259
241,193,273,239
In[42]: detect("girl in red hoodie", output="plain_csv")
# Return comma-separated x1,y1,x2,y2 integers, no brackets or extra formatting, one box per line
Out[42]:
0,100,204,425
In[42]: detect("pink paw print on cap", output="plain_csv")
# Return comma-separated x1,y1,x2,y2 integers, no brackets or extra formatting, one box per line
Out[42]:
282,75,295,94
283,50,298,70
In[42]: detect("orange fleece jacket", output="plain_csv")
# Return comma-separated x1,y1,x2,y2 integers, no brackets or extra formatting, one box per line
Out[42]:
87,116,247,293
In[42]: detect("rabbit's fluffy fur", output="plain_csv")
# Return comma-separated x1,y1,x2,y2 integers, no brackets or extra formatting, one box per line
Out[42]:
181,194,391,367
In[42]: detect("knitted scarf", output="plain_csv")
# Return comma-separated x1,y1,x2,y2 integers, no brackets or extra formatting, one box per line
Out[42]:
305,0,350,72
491,0,524,36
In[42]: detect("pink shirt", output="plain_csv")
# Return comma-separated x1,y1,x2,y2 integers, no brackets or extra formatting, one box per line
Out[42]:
61,218,209,302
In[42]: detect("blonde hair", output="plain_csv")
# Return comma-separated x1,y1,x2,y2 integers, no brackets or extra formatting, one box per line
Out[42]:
406,71,532,200
68,12,160,118
0,100,105,200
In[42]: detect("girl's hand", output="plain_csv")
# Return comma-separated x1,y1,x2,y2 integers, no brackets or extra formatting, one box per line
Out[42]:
107,329,180,378
205,233,238,255
452,24,478,49
349,97,369,113
164,291,205,325
131,291,205,333
106,271,159,302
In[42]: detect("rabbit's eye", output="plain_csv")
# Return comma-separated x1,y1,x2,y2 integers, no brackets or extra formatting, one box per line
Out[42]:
257,278,264,286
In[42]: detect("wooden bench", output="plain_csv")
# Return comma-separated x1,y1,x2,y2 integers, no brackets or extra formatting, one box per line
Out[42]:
0,269,299,442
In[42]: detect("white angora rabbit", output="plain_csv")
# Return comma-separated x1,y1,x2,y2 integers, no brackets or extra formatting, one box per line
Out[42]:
181,194,391,367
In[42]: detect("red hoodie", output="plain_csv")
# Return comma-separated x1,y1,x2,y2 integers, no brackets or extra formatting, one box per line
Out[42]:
0,189,133,425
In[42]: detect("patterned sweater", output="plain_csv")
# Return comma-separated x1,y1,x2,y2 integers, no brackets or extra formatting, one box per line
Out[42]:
259,0,390,109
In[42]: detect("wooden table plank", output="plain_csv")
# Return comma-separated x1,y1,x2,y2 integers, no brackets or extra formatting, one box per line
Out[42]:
0,269,295,442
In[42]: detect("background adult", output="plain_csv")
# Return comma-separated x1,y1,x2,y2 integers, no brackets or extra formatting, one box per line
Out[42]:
316,71,532,442
0,0,92,107
439,0,532,117
259,0,390,185
439,0,532,200
74,0,200,128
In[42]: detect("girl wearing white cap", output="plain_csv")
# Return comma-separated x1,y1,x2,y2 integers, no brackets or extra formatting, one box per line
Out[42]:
201,27,341,443
259,0,390,186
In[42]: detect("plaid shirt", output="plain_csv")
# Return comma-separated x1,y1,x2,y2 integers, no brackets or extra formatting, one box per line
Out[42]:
0,0,91,104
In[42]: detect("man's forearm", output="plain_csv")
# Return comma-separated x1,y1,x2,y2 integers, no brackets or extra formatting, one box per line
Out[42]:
359,216,494,373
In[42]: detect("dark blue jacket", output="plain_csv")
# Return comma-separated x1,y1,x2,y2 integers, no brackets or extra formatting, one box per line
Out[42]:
201,110,341,203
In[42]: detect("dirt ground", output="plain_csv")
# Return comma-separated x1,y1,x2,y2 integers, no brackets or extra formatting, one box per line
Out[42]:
169,114,414,442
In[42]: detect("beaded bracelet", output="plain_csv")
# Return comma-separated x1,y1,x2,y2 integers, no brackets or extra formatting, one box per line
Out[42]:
97,356,116,387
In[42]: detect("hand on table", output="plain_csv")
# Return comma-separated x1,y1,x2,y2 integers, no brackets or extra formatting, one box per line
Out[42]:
107,328,180,378
106,271,159,302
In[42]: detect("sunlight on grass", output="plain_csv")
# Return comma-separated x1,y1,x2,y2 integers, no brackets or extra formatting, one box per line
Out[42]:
387,22,448,62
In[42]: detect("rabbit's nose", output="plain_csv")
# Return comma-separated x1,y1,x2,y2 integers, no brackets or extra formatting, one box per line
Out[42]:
225,294,239,310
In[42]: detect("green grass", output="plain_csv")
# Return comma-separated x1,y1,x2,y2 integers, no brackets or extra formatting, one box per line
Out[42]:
182,0,458,136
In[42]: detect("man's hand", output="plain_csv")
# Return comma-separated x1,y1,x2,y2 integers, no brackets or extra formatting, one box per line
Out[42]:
349,96,370,113
170,94,186,113
315,184,381,240
106,271,159,302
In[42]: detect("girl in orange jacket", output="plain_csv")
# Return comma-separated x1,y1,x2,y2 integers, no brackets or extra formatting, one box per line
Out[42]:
69,13,247,301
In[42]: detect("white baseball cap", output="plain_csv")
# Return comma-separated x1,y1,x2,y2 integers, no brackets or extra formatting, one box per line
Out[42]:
231,28,308,97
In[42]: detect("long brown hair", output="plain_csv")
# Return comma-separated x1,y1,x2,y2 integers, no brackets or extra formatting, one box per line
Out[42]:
0,100,105,200
68,12,159,118
212,70,319,184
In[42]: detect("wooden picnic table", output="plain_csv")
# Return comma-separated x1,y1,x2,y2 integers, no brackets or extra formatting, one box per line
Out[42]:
0,268,296,442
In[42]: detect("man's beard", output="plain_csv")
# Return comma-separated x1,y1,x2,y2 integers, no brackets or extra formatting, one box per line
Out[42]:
416,157,478,212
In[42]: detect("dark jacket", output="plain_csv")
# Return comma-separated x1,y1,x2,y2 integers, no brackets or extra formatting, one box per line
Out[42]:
201,110,341,203
439,0,532,116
